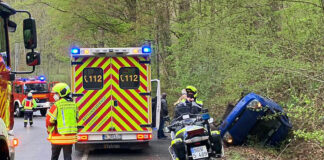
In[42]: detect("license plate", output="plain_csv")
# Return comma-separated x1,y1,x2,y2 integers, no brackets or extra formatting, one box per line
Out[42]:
104,144,120,149
191,146,208,159
103,134,122,140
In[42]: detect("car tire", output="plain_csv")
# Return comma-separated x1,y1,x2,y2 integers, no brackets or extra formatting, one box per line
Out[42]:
40,109,47,117
75,144,86,152
14,104,23,117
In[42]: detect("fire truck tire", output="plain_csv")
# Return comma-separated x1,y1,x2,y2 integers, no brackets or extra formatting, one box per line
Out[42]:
14,104,23,117
40,109,47,117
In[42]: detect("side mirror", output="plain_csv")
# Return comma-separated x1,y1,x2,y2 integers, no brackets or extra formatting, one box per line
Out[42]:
26,52,40,66
8,20,17,32
23,18,37,49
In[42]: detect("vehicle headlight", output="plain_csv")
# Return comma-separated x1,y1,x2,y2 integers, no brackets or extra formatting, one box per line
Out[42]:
224,131,233,144
246,100,262,110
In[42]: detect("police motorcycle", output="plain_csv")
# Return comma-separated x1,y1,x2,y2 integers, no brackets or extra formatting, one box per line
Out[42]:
165,110,224,160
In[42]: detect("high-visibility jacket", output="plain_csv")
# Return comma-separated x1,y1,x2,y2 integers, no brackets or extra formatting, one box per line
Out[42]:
46,98,78,145
22,98,37,110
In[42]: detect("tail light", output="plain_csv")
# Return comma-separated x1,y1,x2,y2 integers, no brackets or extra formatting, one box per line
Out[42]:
77,134,88,142
137,133,152,140
224,132,233,144
247,100,262,109
13,138,19,147
194,142,201,146
187,128,205,138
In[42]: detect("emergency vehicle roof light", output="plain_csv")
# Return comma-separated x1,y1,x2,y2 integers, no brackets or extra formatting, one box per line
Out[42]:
71,48,80,54
142,46,151,54
39,75,46,81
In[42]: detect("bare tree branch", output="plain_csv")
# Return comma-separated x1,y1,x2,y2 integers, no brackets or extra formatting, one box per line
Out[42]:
36,1,115,32
37,1,68,13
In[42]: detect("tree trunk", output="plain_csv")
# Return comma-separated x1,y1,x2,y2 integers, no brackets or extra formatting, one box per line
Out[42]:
209,0,216,36
125,0,137,23
269,1,283,34
179,0,191,23
154,0,172,79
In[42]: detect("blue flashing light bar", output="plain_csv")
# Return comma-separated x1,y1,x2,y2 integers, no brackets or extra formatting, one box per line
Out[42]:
39,75,46,81
71,48,80,54
202,113,210,120
142,46,152,54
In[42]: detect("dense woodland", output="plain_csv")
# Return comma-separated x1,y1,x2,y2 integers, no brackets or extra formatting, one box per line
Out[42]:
7,0,324,159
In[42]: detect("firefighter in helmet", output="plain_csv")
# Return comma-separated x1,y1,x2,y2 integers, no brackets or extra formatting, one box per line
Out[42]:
46,83,78,160
173,85,203,119
22,92,37,127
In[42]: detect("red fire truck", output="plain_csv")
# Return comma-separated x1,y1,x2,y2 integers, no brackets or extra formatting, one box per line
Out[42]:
13,76,53,117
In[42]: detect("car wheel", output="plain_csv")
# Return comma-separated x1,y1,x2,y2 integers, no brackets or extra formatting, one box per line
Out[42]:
40,109,47,117
14,104,23,117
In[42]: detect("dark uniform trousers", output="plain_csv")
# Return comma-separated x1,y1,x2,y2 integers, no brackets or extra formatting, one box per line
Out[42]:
51,144,73,160
24,110,33,127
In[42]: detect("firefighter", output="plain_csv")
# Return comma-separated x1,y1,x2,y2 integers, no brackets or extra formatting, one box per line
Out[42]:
22,92,37,127
173,85,203,119
46,83,78,160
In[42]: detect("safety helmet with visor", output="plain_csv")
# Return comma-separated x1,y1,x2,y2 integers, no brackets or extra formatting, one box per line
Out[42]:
186,85,198,98
27,92,33,97
52,83,71,98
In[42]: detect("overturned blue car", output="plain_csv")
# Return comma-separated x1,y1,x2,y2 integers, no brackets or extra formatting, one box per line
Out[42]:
219,93,292,146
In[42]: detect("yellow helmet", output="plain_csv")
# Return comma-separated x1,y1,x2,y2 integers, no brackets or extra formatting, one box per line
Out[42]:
186,85,198,98
52,83,71,97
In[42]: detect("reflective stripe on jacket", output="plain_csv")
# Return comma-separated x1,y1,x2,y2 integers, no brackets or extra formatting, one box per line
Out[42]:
56,99,78,135
47,125,77,145
46,98,78,145
22,98,37,110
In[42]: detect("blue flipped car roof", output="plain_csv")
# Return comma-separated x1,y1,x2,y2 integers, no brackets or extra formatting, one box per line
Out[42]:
219,92,292,145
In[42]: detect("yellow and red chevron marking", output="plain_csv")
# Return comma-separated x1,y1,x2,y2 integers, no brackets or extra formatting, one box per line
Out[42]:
72,56,150,133
0,80,8,120
0,64,4,72
0,57,4,72
0,58,9,73
110,57,149,132
0,58,9,121
73,57,114,133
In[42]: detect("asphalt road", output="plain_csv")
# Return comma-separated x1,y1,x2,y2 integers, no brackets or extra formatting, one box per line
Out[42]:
13,112,171,160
